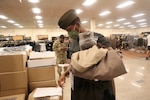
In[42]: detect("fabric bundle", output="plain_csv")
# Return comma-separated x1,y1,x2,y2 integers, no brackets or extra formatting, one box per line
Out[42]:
70,31,127,80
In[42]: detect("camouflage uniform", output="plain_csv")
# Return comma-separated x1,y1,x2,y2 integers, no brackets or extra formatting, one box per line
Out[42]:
52,40,67,76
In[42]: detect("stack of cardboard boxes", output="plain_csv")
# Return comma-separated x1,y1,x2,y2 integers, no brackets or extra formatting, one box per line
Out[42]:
0,52,28,100
27,66,62,100
0,49,62,100
27,51,62,100
27,66,57,92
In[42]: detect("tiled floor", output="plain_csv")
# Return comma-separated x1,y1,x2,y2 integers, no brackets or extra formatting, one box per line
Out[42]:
61,50,150,100
115,58,150,100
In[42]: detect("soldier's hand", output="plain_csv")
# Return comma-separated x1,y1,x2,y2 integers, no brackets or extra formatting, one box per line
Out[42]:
58,73,66,88
61,47,68,51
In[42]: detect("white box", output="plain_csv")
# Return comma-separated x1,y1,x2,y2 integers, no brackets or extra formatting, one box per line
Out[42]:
29,51,56,60
33,87,62,98
28,88,62,100
27,58,56,67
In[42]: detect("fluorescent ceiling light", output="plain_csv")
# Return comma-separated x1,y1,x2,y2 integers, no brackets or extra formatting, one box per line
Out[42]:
28,0,39,3
136,19,146,22
106,21,113,24
117,18,126,22
19,26,24,28
123,22,131,25
1,26,7,28
83,0,96,6
81,20,88,24
7,20,15,23
139,23,147,25
14,23,20,26
37,20,43,24
35,16,42,19
19,0,22,3
38,23,43,26
0,15,7,19
128,25,134,27
98,24,103,26
117,1,135,8
32,8,41,14
75,9,82,14
99,11,111,16
132,13,145,17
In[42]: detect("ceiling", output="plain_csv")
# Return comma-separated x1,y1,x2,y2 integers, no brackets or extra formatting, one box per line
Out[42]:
0,0,150,29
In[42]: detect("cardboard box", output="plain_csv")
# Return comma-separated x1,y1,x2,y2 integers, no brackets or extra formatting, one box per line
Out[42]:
0,94,25,100
0,70,27,91
0,89,27,97
27,58,56,68
13,35,24,41
27,66,55,82
29,80,57,92
28,96,60,100
0,53,27,73
28,89,61,100
29,51,55,60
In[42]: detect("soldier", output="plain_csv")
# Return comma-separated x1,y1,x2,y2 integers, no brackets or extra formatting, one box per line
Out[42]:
58,9,115,100
52,35,68,77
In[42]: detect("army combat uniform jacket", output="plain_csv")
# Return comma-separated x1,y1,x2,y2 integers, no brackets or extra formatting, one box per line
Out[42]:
52,40,67,64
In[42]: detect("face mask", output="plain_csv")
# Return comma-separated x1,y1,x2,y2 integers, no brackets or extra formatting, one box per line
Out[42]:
68,24,79,39
68,30,79,39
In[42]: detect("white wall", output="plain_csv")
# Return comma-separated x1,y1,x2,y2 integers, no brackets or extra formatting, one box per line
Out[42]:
0,27,150,41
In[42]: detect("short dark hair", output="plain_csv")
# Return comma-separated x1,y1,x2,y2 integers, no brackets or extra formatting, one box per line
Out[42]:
59,34,65,39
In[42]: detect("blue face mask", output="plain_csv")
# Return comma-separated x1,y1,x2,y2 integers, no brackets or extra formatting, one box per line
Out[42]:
68,30,79,39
